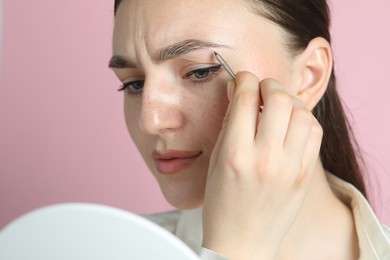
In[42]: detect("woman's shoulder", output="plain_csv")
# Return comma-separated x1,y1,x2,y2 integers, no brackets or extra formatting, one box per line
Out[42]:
141,210,181,234
326,172,390,257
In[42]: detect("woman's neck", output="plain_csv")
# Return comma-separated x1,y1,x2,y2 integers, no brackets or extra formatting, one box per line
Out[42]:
276,160,359,260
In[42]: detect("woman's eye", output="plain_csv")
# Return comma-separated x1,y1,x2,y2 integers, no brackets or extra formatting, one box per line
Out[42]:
117,65,222,94
193,68,213,79
118,80,145,95
184,65,222,82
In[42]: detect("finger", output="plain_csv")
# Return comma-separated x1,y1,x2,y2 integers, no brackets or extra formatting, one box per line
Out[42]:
222,72,261,148
301,118,323,176
283,106,314,165
256,78,293,149
210,95,233,168
283,108,323,187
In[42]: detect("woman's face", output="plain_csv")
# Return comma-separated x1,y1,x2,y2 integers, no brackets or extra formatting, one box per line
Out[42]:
111,0,297,209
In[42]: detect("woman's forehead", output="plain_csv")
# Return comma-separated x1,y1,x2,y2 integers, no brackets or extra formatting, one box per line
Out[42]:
115,0,251,26
113,0,257,50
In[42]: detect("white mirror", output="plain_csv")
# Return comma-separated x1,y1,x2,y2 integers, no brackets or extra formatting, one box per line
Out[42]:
0,203,199,260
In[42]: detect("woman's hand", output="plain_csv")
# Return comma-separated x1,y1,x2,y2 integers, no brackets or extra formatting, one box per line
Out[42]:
202,72,323,259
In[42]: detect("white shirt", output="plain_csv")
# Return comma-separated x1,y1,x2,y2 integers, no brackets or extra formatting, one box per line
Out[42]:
144,174,390,259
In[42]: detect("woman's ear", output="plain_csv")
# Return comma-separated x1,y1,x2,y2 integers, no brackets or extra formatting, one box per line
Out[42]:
293,37,333,110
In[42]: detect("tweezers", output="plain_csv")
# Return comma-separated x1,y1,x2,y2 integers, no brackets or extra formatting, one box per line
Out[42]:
214,51,236,80
215,51,264,111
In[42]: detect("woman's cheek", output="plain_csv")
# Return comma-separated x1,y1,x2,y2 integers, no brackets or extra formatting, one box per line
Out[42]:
124,99,147,150
203,92,230,144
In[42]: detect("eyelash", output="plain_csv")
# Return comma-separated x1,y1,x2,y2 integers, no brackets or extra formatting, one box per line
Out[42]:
117,80,144,96
183,64,222,86
117,64,223,96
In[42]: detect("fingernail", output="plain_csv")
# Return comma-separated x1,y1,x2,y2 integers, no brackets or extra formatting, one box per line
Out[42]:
227,80,235,102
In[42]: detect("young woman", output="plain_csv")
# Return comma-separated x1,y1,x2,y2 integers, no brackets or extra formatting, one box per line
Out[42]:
109,0,390,259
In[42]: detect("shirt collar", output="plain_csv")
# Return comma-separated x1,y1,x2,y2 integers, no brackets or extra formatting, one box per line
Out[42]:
175,208,203,253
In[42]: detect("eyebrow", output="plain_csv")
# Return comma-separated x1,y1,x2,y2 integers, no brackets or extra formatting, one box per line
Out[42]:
108,39,229,69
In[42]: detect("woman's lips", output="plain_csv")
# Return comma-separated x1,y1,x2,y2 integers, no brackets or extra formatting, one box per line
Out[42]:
152,150,203,175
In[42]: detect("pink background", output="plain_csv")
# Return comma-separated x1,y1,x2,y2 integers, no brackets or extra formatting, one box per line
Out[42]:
0,1,389,228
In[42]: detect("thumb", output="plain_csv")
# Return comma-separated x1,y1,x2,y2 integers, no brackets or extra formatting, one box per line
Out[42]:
209,80,236,169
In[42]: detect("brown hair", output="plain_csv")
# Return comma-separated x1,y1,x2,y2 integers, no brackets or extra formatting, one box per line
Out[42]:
113,0,367,197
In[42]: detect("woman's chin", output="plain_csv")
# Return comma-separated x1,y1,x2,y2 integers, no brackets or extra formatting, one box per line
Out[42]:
160,186,205,210
153,165,208,210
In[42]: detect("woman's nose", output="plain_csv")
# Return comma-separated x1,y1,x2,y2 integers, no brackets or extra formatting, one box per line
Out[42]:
138,82,184,135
